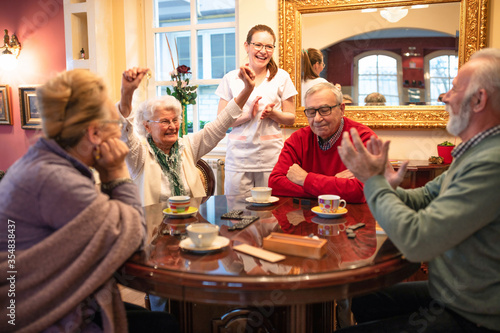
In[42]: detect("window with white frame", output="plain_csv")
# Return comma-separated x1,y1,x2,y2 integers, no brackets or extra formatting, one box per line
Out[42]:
354,51,402,106
148,0,236,133
424,51,458,105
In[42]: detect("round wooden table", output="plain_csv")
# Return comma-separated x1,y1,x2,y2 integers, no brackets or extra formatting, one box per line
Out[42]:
122,195,419,333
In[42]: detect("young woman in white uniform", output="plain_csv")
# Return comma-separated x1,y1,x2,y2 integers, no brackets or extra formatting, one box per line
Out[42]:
301,48,328,103
216,24,297,196
301,48,341,103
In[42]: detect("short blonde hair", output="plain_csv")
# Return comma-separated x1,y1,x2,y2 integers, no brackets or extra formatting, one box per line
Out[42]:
37,69,109,148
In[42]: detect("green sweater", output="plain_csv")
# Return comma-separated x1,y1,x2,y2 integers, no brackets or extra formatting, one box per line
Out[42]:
364,133,500,330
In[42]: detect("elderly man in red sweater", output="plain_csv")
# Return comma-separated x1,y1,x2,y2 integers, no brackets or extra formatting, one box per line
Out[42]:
268,82,375,202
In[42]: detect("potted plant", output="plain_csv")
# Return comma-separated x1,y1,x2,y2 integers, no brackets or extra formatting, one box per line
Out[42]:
437,141,455,164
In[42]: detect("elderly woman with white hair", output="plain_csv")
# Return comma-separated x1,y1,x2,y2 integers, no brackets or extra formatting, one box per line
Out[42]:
118,66,256,206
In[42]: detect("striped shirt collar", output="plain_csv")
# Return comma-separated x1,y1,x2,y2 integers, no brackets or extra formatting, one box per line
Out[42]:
317,118,344,151
452,124,500,159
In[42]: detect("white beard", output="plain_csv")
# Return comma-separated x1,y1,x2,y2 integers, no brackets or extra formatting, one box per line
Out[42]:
446,102,471,136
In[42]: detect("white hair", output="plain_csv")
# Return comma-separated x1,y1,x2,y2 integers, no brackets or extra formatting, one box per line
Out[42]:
305,82,343,106
134,95,182,138
466,48,500,108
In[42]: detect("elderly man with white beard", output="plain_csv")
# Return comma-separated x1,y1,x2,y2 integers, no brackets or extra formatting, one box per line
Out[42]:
337,48,500,332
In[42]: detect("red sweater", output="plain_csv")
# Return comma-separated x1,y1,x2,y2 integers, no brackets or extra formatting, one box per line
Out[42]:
268,118,375,203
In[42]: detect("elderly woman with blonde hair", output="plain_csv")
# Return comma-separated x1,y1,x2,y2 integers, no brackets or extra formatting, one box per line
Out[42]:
0,69,179,332
118,65,256,206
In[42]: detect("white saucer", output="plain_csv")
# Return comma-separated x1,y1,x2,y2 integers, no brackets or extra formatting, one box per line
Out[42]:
179,236,230,253
245,196,279,206
311,206,348,218
163,206,198,218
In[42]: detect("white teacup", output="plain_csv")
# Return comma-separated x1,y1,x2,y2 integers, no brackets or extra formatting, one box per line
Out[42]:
251,187,272,203
318,194,346,213
169,196,190,214
186,223,219,248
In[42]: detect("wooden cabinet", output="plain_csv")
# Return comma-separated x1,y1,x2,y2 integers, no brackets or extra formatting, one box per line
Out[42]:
393,160,450,189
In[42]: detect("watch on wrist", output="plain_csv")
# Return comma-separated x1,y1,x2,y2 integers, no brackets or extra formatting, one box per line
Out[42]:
101,178,133,192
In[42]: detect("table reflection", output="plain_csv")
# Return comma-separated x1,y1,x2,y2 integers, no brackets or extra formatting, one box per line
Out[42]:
135,195,406,277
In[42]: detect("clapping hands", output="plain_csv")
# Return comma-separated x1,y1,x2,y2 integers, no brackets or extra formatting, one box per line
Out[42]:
338,129,408,188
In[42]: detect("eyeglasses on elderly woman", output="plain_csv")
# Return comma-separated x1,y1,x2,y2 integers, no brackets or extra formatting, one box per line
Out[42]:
147,118,180,126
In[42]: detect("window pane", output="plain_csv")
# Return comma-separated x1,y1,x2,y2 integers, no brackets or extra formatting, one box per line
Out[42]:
152,0,236,136
154,0,190,28
358,77,378,95
155,32,191,81
379,77,398,95
197,0,235,24
385,96,399,106
197,35,203,80
197,28,236,79
211,34,224,57
449,56,458,77
378,55,397,75
358,56,377,75
430,78,449,102
430,55,451,77
429,54,458,104
358,53,399,105
198,84,219,128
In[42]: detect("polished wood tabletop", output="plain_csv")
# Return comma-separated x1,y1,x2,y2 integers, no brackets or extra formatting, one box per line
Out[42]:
123,195,418,306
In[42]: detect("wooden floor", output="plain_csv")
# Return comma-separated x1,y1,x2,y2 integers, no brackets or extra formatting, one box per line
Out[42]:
118,284,146,307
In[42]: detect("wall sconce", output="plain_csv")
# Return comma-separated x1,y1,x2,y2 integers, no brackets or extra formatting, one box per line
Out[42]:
1,29,22,71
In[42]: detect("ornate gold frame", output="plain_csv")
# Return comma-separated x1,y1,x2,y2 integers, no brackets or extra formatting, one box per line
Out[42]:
279,0,489,128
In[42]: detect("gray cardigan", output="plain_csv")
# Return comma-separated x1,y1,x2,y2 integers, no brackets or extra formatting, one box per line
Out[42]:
0,138,145,332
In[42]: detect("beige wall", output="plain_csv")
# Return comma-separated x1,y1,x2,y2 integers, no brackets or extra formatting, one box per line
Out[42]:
302,3,460,50
237,1,279,67
489,0,500,47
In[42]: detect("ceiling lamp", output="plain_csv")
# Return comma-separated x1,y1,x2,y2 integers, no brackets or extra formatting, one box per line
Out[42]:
380,7,408,23
1,29,22,71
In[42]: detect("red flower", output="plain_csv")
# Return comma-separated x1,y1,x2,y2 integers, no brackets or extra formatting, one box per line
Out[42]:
177,65,191,74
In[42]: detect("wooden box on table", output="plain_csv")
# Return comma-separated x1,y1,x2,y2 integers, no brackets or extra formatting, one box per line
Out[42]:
263,232,327,259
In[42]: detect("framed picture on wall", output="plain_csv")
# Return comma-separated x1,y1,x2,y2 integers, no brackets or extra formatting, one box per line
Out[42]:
0,85,13,125
19,85,41,130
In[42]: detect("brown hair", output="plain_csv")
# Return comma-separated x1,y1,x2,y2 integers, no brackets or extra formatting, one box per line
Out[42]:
36,69,109,148
246,24,278,81
364,92,386,106
302,48,323,81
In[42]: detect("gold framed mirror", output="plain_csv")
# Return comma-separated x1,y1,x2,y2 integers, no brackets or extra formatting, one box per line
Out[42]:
279,0,489,128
